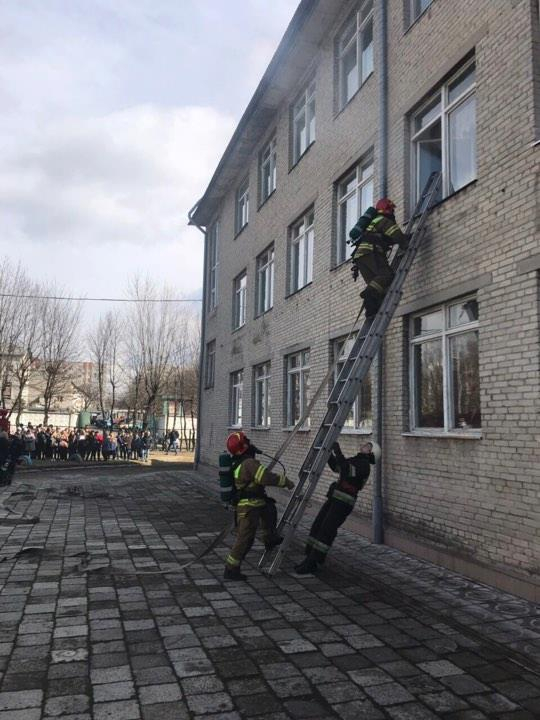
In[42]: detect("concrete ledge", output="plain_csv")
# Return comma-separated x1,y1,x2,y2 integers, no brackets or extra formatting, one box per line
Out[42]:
517,252,540,275
396,272,492,316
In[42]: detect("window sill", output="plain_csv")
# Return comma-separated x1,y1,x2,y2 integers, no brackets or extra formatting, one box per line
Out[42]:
334,71,374,119
404,1,436,35
341,428,373,436
232,323,246,334
249,426,271,432
234,223,248,240
289,141,315,173
285,281,313,299
282,426,310,433
331,257,351,272
409,178,477,221
255,307,273,320
206,307,218,320
203,385,214,391
402,431,482,440
258,189,276,211
228,425,243,431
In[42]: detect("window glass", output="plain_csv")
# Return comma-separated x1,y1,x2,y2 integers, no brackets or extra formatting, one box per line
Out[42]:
254,362,271,427
448,95,477,192
361,18,373,82
413,309,443,336
448,298,479,327
287,350,310,426
448,63,476,104
414,97,440,133
414,340,444,427
450,331,481,429
290,210,314,292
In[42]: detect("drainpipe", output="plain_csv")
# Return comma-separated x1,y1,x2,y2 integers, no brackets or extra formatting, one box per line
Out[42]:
188,200,207,469
373,0,388,545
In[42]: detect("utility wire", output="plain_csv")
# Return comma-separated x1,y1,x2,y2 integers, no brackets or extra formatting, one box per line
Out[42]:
0,293,202,303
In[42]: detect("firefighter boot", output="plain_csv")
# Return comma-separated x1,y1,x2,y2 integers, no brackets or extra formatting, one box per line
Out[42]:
223,566,247,581
265,535,283,552
361,287,382,320
294,557,319,575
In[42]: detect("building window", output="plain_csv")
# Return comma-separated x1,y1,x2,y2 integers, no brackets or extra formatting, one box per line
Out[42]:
235,178,249,233
256,245,274,316
410,297,481,432
289,209,314,293
260,136,277,203
292,80,316,164
207,221,219,311
411,58,476,203
230,370,243,427
204,340,215,389
336,159,373,264
233,271,247,330
254,362,271,427
337,1,374,109
333,335,372,432
411,0,433,22
286,350,310,427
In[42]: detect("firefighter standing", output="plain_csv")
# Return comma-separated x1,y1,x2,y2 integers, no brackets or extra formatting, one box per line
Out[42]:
294,440,380,575
350,198,408,319
224,431,295,581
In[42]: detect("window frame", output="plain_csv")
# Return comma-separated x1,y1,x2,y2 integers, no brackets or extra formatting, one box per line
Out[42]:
292,80,316,165
207,221,219,312
233,271,247,330
332,335,373,433
289,208,314,295
337,1,374,110
255,244,275,317
259,136,277,205
204,340,216,389
410,0,433,24
411,57,477,204
235,177,249,234
229,369,244,428
336,158,374,265
285,349,310,429
253,361,271,428
409,295,481,434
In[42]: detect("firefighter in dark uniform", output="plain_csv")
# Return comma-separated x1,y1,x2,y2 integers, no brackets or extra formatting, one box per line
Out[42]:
350,198,408,319
224,431,295,581
295,440,380,575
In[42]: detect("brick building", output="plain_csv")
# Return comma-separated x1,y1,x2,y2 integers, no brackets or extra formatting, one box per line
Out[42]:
190,0,540,600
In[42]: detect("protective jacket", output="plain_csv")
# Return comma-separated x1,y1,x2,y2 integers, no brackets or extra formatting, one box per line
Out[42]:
327,444,373,505
233,457,288,509
352,213,407,259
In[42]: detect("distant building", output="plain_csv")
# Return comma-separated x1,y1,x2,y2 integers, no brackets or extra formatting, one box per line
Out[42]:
191,0,540,600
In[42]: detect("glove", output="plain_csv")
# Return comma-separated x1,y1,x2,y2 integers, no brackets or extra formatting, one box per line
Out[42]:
332,441,341,454
284,478,295,490
351,262,359,282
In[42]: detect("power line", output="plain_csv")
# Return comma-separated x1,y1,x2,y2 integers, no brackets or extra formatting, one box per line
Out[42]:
0,293,202,303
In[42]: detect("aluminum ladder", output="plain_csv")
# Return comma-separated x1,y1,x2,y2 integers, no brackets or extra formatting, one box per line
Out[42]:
259,171,442,576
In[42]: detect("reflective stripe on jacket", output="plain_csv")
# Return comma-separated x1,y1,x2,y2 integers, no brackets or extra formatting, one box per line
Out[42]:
234,458,287,508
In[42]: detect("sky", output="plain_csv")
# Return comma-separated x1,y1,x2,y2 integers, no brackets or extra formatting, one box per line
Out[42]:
0,0,298,319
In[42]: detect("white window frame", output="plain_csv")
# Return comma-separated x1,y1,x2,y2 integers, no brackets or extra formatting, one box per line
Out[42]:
411,58,476,203
289,209,314,294
235,178,249,233
336,159,374,265
333,335,372,433
256,245,274,316
204,340,215,389
207,221,219,312
254,361,271,428
233,271,247,330
292,80,316,164
285,350,310,428
409,296,481,434
337,1,374,109
260,136,277,203
410,0,433,23
230,370,243,428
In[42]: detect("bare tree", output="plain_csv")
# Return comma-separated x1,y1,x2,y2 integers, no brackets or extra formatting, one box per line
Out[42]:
39,289,82,425
70,377,99,411
88,311,122,421
10,289,43,425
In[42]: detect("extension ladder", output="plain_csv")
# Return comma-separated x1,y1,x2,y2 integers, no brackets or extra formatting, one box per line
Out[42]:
259,171,442,575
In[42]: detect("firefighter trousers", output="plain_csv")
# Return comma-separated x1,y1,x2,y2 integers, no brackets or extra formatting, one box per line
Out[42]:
304,496,354,564
356,250,394,298
226,500,277,569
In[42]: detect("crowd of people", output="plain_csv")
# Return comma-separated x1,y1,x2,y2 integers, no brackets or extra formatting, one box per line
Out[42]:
12,425,156,462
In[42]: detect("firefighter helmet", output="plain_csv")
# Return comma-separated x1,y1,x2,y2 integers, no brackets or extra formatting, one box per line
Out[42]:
375,198,396,215
226,431,250,456
368,440,381,462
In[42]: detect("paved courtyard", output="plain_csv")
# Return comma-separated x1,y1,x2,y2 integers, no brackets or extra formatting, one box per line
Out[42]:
0,465,539,720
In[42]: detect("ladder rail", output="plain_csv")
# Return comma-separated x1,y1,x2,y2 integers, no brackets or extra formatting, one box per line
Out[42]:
259,171,441,574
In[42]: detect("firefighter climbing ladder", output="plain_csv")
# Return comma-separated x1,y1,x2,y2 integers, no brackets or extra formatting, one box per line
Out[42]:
259,171,442,576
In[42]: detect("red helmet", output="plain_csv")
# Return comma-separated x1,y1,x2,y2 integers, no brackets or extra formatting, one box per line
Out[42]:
375,198,396,215
226,431,250,456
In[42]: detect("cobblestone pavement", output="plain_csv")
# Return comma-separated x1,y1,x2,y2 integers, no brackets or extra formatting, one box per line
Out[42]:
0,466,539,720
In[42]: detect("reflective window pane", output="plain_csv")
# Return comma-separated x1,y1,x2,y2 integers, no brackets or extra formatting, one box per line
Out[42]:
414,340,444,427
413,309,443,336
450,331,481,429
415,97,441,133
361,18,373,82
342,43,358,104
417,120,442,201
448,298,478,327
448,63,476,104
448,95,477,192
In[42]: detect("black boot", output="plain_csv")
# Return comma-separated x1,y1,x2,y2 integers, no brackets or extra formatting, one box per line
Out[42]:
265,536,283,552
362,287,382,320
294,558,318,575
223,566,247,581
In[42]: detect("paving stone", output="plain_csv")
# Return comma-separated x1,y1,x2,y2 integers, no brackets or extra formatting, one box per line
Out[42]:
283,699,329,718
185,691,234,714
333,699,385,720
91,666,132,684
364,681,415,706
235,693,283,716
267,676,312,698
301,666,348,683
94,700,141,720
134,667,176,686
138,683,182,704
420,690,470,713
441,674,489,695
348,668,393,687
227,677,267,696
317,681,365,703
385,703,439,719
44,694,90,716
0,710,42,720
469,692,520,713
0,689,43,710
93,681,136,702
277,639,317,654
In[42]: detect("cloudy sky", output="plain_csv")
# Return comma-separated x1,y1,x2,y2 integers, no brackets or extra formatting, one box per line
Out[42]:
0,0,298,315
